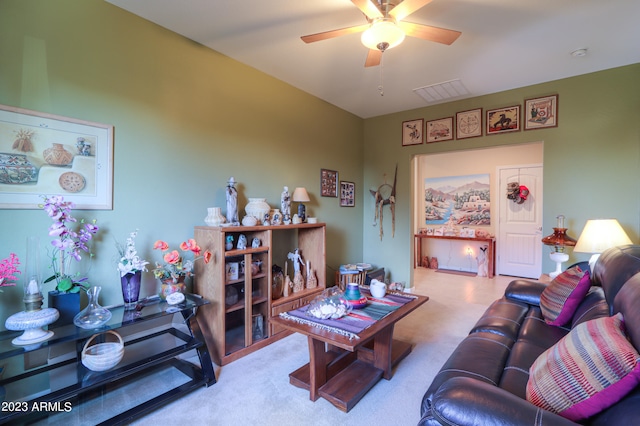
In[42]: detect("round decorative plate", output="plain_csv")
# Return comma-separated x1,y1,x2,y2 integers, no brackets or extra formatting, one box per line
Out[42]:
59,171,85,192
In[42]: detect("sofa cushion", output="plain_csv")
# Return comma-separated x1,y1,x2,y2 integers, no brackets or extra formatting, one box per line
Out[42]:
539,267,590,326
526,313,640,421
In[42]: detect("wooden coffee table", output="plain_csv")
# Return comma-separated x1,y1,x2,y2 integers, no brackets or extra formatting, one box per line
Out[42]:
270,292,428,412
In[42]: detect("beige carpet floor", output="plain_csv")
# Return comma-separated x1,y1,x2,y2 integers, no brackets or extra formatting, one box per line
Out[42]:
35,269,513,425
130,269,512,426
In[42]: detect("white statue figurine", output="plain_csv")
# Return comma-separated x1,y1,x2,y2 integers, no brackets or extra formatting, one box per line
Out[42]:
226,177,238,224
281,186,291,222
288,248,305,293
476,245,488,277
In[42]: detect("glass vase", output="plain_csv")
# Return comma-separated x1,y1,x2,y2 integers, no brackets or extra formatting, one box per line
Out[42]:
121,271,142,310
73,286,112,329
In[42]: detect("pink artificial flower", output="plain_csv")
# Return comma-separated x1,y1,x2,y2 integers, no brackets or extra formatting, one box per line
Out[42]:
203,250,212,264
163,250,181,264
153,240,169,251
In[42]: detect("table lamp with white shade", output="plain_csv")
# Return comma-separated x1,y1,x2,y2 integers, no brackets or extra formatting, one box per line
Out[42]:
292,187,310,222
573,219,633,271
542,215,577,279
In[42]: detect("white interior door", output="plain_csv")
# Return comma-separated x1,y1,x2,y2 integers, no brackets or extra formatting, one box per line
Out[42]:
498,165,543,278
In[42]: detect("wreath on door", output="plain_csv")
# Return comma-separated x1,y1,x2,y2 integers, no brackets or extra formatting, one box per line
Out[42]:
506,182,530,204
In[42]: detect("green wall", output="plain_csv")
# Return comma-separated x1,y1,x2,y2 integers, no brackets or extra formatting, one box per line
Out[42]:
363,65,640,283
0,0,364,314
1,0,638,318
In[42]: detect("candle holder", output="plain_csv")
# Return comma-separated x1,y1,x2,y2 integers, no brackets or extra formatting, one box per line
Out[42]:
4,237,59,345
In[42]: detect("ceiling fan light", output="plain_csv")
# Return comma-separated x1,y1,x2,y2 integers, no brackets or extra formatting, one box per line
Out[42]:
361,20,405,51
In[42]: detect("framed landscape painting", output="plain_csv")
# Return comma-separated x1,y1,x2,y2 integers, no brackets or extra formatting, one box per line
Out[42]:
0,104,113,209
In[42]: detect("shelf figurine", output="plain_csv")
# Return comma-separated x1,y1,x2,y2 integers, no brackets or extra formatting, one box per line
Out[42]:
288,248,305,293
226,177,239,225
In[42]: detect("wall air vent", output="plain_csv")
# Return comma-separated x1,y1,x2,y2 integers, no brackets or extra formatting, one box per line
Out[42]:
413,79,469,103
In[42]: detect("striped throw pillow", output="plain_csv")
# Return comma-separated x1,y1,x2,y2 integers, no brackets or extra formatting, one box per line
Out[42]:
540,266,590,326
526,313,640,421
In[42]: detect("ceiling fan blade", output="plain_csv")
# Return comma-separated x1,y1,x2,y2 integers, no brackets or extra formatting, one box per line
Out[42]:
365,49,382,67
399,21,461,45
351,0,383,20
301,23,370,43
389,0,434,21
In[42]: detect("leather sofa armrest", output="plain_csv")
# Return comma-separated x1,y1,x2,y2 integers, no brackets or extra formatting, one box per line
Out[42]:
504,279,547,306
425,377,579,426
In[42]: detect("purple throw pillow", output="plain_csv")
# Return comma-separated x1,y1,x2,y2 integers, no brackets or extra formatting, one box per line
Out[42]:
527,313,640,421
540,267,590,326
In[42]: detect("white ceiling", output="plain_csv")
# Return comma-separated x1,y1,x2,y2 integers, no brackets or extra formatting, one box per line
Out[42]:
106,0,640,119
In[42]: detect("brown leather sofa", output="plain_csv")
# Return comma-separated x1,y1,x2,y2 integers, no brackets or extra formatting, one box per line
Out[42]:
419,245,640,425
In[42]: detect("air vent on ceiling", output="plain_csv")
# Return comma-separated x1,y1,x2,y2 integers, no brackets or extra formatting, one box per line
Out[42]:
413,79,469,103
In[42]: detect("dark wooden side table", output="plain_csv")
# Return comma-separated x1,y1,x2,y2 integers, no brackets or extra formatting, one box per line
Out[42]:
270,292,428,412
0,294,215,425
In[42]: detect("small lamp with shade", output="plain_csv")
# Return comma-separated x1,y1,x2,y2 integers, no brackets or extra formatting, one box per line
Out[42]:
541,215,577,279
292,187,310,222
573,219,632,272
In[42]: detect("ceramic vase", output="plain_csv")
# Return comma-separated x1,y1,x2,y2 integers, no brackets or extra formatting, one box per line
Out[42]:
48,291,80,328
245,198,270,221
204,207,226,226
73,286,112,329
43,143,74,166
121,271,142,310
159,277,186,300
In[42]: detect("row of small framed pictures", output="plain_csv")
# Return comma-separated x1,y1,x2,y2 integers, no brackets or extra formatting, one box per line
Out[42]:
320,168,355,207
402,94,558,146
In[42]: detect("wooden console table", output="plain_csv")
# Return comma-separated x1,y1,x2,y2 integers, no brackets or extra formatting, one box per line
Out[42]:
414,234,496,278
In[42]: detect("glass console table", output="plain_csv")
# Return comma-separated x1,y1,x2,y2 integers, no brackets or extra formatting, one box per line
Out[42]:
0,294,216,425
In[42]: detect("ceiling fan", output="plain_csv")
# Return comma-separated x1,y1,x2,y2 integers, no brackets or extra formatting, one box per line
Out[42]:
301,0,461,67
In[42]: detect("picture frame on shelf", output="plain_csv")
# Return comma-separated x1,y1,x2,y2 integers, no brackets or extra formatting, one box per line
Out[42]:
0,103,114,209
426,117,454,143
401,118,424,146
340,181,355,207
320,168,338,197
486,105,520,135
524,95,558,130
455,108,482,139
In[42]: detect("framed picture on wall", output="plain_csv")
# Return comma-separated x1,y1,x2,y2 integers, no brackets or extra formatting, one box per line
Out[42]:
524,95,558,130
0,103,114,209
340,181,355,207
426,117,454,143
455,108,482,139
401,118,424,146
320,168,338,197
486,105,520,135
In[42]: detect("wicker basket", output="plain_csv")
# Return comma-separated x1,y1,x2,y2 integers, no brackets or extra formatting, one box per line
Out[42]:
81,330,124,372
